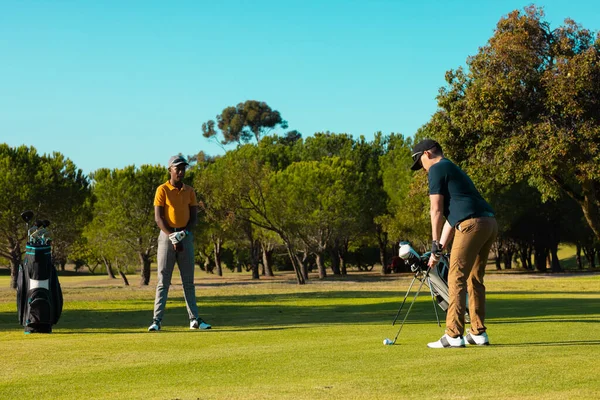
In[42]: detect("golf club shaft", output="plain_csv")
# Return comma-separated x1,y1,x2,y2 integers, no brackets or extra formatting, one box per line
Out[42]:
426,276,442,327
391,272,420,325
391,272,428,344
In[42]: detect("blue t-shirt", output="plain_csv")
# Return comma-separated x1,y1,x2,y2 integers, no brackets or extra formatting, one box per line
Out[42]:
428,158,494,227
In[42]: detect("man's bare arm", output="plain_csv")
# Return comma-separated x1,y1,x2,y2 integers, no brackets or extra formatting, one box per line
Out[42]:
429,194,445,242
186,205,198,231
154,206,172,235
440,220,455,249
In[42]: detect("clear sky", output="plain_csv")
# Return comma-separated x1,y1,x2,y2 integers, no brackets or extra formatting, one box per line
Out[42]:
1,1,599,175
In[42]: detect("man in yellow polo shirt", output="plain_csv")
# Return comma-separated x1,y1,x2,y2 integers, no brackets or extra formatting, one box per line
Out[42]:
148,155,211,331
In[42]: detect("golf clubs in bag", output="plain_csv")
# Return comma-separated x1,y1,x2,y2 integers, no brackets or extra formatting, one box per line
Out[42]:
385,241,468,345
17,211,63,333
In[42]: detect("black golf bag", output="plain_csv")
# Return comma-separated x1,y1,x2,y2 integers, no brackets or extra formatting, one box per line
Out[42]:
17,244,63,333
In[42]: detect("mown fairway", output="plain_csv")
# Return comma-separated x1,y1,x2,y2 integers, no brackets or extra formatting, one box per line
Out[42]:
0,269,599,400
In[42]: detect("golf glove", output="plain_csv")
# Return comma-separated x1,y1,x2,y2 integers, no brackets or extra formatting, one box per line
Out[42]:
431,240,442,260
169,230,187,245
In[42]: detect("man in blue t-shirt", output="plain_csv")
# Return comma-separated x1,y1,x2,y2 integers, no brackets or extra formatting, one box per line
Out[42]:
411,139,498,348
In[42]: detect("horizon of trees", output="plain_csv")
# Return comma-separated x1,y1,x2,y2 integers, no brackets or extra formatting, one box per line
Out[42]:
1,5,599,287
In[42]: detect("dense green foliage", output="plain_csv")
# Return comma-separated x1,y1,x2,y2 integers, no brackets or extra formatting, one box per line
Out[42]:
1,5,599,285
435,5,600,239
0,145,90,287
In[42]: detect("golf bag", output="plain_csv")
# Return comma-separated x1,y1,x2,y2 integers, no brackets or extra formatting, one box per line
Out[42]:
427,253,450,311
398,242,468,314
17,244,63,333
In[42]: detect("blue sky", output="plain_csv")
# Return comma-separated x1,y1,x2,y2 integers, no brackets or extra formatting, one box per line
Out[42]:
1,1,599,175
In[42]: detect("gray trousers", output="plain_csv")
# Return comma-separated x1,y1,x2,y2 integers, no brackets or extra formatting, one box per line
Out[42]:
152,231,198,322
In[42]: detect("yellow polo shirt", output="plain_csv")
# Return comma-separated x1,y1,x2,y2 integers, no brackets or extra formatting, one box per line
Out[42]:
154,181,198,229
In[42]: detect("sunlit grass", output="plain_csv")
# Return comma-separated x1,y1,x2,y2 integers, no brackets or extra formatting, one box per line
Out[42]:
0,267,599,399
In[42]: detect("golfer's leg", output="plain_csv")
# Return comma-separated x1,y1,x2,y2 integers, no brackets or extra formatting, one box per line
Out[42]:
467,253,486,335
177,233,199,320
468,218,498,335
153,231,176,321
447,222,479,337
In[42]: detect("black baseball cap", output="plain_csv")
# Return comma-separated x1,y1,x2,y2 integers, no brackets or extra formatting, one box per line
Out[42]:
410,139,441,170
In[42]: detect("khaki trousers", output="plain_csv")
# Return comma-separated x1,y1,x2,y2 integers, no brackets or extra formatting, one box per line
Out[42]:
446,217,498,338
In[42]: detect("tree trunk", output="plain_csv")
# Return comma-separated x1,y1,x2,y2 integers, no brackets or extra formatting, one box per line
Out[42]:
328,248,341,275
338,239,348,275
495,246,502,270
496,247,504,270
250,239,260,280
298,253,309,281
584,247,596,268
549,243,562,272
213,240,223,277
118,270,130,286
115,259,129,286
526,246,533,270
339,254,346,275
9,240,21,289
377,229,388,274
534,244,547,272
518,243,531,270
285,243,305,284
315,253,327,279
103,256,116,279
503,250,513,270
578,181,600,241
576,243,583,269
139,252,151,285
261,245,274,277
204,254,214,274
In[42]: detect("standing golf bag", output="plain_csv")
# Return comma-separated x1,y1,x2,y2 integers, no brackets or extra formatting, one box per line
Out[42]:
386,242,470,345
427,253,451,311
397,242,469,318
17,244,63,333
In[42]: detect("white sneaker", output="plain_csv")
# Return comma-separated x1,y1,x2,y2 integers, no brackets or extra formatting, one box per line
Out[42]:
427,334,465,348
466,331,490,346
190,318,212,330
148,320,161,332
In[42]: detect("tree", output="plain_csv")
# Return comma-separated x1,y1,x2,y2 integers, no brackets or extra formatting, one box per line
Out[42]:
436,5,600,241
379,134,430,249
268,157,362,278
194,156,239,277
202,100,289,145
86,165,166,285
0,144,90,288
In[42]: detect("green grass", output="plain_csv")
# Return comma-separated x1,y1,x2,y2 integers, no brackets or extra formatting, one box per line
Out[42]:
0,269,599,399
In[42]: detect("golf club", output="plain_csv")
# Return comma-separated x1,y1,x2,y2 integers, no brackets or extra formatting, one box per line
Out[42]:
384,269,430,345
21,210,34,239
384,242,448,346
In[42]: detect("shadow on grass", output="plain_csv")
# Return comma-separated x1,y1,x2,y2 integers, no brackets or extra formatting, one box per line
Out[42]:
1,290,599,333
494,340,600,347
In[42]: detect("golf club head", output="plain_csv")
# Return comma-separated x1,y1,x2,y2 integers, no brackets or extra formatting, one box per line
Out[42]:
34,220,43,228
21,210,34,223
42,220,50,228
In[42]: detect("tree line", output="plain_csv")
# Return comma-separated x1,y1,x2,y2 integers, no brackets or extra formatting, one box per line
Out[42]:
1,6,599,287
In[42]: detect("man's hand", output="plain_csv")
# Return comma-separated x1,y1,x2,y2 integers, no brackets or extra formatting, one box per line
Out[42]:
169,231,187,245
428,240,442,268
169,231,187,251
